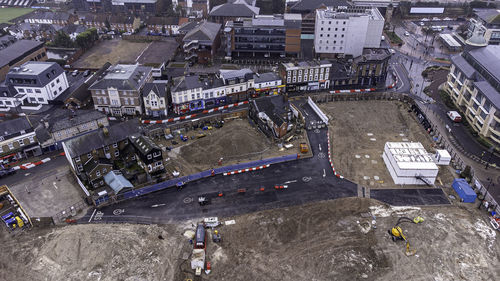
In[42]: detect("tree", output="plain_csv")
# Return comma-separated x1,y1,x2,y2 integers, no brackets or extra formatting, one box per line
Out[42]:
53,31,74,48
75,28,99,50
162,25,166,34
105,18,111,30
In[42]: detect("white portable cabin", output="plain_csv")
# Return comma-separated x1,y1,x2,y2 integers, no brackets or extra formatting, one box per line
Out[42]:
382,142,438,185
434,149,451,165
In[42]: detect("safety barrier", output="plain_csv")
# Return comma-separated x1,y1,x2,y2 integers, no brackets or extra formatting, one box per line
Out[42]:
307,97,329,124
329,88,376,94
326,128,343,179
142,101,249,124
117,154,299,202
223,164,270,176
13,157,51,170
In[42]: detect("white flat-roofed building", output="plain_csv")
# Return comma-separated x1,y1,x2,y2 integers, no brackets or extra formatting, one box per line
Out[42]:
382,142,438,185
314,6,384,58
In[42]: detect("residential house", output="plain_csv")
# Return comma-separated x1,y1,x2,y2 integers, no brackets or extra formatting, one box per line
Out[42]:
444,36,500,146
129,134,164,175
109,15,140,33
24,11,77,26
82,158,113,189
183,21,222,64
330,48,390,89
209,0,260,24
8,22,62,41
146,17,181,35
90,64,153,116
177,0,210,18
142,82,168,117
37,110,110,151
279,60,332,91
82,14,109,31
0,35,16,48
5,61,69,105
0,39,46,81
62,119,141,175
224,14,302,60
171,75,207,114
253,72,284,97
0,117,41,166
136,39,179,77
249,95,292,139
0,82,22,109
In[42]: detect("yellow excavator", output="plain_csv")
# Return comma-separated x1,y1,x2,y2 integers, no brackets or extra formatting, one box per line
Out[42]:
388,217,424,256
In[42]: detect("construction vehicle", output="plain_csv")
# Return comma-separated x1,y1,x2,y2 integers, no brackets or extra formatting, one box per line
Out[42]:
388,217,424,256
300,143,309,153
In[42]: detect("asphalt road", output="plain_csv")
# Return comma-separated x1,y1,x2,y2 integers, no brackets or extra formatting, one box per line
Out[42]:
80,100,449,224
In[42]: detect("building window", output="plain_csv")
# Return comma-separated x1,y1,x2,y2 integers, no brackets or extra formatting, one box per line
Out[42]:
8,143,14,150
58,86,62,92
114,151,119,157
113,143,118,148
96,171,101,177
77,164,83,172
18,88,25,93
38,98,44,102
147,154,152,160
320,34,323,37
56,79,60,83
51,82,55,87
27,89,33,93
153,151,161,157
29,136,35,143
35,89,41,93
104,145,109,151
103,168,107,174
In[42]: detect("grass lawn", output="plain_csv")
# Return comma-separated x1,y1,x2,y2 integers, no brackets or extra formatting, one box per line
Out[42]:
0,8,34,24
386,31,403,45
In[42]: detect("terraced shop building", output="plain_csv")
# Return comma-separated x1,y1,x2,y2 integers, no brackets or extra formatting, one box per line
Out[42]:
445,40,500,145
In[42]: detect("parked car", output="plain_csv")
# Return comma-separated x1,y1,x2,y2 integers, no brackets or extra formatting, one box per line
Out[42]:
71,70,79,76
404,31,410,36
389,48,396,54
83,70,90,77
0,168,16,179
447,111,462,123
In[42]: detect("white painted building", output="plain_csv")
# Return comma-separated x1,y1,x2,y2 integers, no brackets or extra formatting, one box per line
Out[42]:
142,81,168,117
314,6,384,58
382,142,438,185
5,62,69,105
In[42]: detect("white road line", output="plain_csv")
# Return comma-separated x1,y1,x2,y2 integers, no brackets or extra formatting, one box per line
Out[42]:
52,182,58,189
319,144,322,151
284,180,297,184
323,169,326,178
88,209,97,222
395,65,404,91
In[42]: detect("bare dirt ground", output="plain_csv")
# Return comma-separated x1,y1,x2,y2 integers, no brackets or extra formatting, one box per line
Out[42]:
73,39,151,68
1,198,498,281
319,100,455,188
163,118,307,176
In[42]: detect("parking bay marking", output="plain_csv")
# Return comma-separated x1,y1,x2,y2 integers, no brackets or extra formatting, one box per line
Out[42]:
53,181,58,189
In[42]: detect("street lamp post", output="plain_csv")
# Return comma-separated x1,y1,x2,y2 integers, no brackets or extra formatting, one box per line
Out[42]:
484,146,494,170
478,177,494,209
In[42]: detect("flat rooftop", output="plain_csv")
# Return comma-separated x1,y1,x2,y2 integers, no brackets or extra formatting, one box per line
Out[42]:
385,142,438,170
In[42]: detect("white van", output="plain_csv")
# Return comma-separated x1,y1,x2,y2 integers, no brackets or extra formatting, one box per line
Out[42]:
447,111,462,122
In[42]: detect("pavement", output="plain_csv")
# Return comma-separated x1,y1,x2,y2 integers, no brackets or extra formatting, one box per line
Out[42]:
80,99,449,224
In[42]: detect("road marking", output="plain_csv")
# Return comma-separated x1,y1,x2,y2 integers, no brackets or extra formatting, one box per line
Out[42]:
88,209,97,222
151,204,166,208
318,144,322,151
52,181,58,189
284,180,297,184
113,209,125,215
323,169,326,178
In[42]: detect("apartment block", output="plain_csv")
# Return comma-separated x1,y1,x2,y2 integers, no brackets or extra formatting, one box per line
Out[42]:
279,60,332,91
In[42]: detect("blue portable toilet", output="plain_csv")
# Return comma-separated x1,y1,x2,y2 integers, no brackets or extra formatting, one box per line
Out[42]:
452,178,477,203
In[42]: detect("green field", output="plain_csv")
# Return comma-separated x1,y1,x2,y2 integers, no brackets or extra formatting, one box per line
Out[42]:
0,7,34,24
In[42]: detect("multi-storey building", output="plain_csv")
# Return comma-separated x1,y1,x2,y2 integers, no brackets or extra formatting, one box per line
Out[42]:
129,134,164,175
289,0,351,35
90,64,153,116
444,35,500,146
183,21,222,64
314,6,384,58
0,117,41,165
142,81,168,118
279,60,332,91
74,0,160,14
5,62,69,105
171,68,255,113
253,72,284,96
225,14,302,60
468,9,500,45
330,48,390,89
